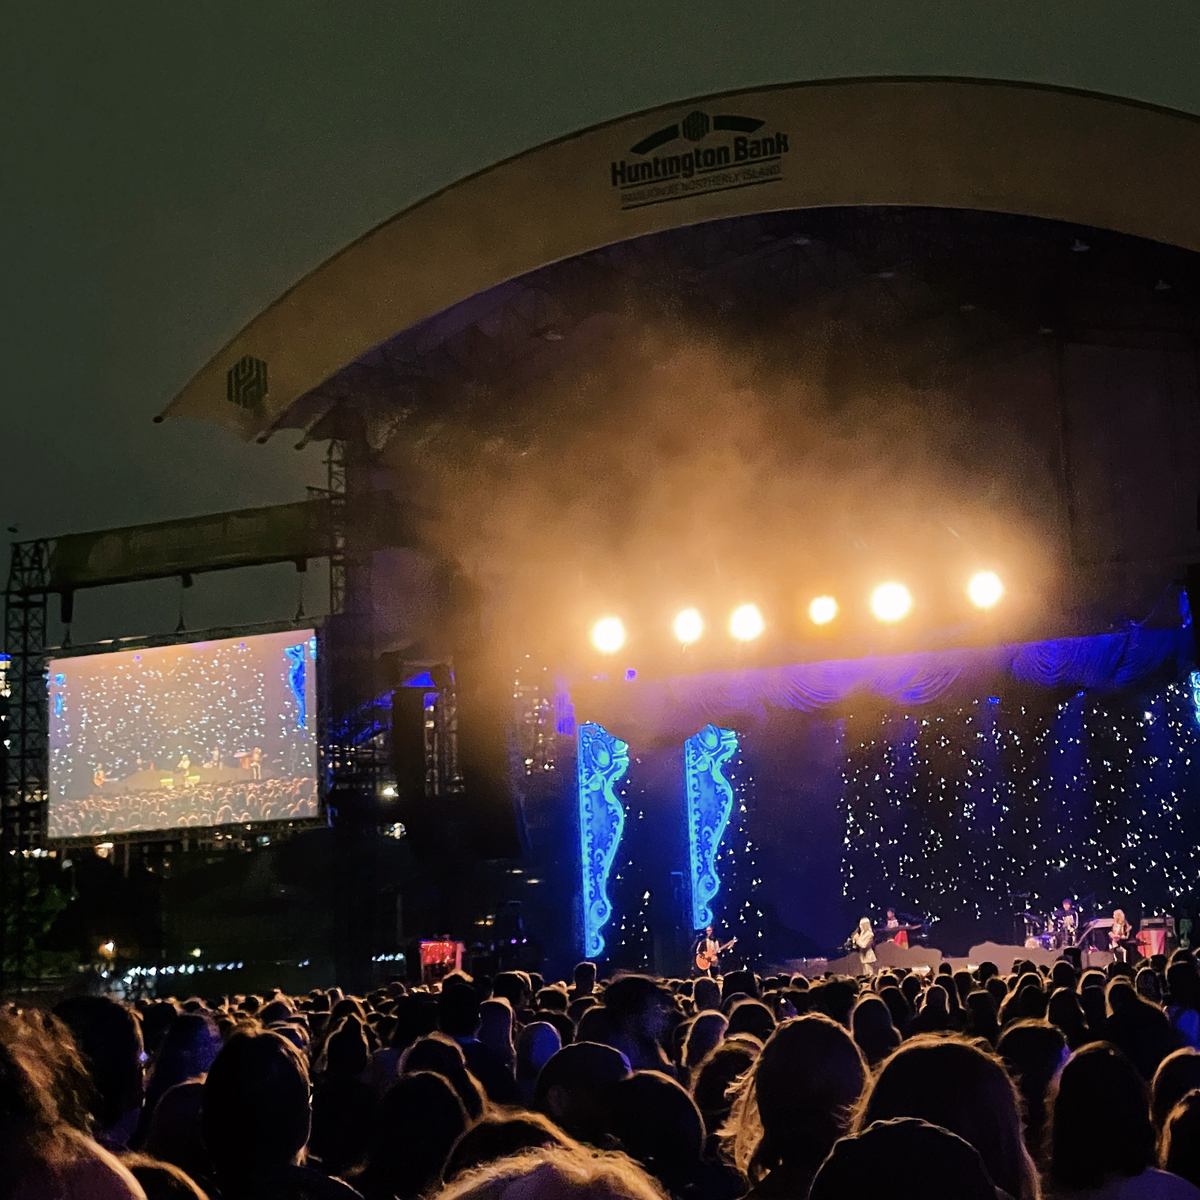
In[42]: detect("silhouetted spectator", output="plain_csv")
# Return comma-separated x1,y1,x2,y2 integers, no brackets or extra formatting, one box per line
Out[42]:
1161,1090,1200,1191
857,1034,1038,1200
810,1117,1003,1200
54,995,146,1152
443,1112,577,1182
724,1014,867,1200
356,1071,468,1200
997,1019,1067,1162
533,1041,631,1146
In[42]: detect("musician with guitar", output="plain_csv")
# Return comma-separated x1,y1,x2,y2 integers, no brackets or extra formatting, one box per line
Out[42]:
695,926,737,976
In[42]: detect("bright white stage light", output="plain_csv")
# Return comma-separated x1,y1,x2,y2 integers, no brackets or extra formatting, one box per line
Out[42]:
808,595,838,626
967,570,1004,610
591,616,626,654
673,608,704,644
729,604,765,642
870,582,913,624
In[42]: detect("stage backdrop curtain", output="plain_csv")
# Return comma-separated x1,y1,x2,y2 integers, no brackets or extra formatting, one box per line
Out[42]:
569,627,1188,743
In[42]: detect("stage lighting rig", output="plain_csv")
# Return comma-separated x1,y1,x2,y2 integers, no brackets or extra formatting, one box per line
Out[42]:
673,608,704,645
870,582,913,624
808,595,838,625
729,604,765,641
591,616,626,654
967,570,1004,609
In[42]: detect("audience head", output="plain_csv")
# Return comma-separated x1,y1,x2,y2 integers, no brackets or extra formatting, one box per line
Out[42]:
724,998,775,1043
690,1038,759,1138
400,1032,485,1118
857,1034,1037,1200
435,1144,668,1200
609,1071,704,1194
1047,1041,1155,1192
810,1117,1004,1200
1153,1048,1200,1132
202,1028,311,1181
851,994,901,1066
1161,1089,1200,1190
364,1070,469,1199
681,1012,727,1072
725,1014,867,1185
997,1018,1067,1157
444,1112,577,1182
534,1041,631,1145
52,995,145,1138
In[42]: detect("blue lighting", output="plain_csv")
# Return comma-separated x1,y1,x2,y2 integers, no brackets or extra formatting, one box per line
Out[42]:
284,644,307,729
54,672,65,686
685,723,739,930
1190,671,1200,726
402,671,435,688
54,693,63,718
577,722,629,959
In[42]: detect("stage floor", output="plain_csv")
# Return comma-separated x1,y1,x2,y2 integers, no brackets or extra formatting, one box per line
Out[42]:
781,939,1116,977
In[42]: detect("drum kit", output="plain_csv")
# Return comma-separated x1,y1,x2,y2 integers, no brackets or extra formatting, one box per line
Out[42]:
1022,908,1081,951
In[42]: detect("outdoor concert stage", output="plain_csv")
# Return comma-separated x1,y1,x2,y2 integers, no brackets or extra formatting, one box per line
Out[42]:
524,622,1200,975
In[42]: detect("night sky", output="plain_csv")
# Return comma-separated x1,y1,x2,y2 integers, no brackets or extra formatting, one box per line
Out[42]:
4,4,1200,641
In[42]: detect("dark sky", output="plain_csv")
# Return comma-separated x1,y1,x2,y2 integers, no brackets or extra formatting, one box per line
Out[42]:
3,3,1200,640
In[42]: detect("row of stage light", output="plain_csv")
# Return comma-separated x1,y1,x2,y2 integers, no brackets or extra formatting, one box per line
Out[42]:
590,571,1005,654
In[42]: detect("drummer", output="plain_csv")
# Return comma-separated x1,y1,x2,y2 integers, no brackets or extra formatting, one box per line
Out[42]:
1053,897,1080,948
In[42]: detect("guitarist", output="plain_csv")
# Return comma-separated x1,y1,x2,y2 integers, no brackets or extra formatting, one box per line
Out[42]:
695,926,736,976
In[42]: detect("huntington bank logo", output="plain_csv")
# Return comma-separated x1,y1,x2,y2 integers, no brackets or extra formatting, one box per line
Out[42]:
610,109,789,211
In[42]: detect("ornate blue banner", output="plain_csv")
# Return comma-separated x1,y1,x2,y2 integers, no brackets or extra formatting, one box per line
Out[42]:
685,723,739,930
577,722,629,958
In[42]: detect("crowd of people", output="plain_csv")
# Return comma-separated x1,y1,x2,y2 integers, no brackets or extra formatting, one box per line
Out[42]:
49,776,318,837
6,948,1200,1199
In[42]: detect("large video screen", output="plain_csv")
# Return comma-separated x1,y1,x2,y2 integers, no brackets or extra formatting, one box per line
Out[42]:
48,629,318,838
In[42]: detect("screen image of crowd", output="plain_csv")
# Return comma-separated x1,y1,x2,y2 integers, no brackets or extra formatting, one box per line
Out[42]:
47,630,318,838
47,775,318,837
10,947,1200,1200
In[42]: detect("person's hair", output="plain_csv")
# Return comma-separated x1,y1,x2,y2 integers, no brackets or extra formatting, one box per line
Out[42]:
850,995,900,1066
609,1072,704,1194
997,1019,1067,1159
810,1117,1001,1200
142,1012,221,1128
689,1040,758,1137
52,995,144,1130
439,983,482,1038
1047,1042,1155,1191
435,1144,667,1200
724,999,775,1043
0,1011,81,1200
574,963,598,987
358,1070,468,1199
1152,1048,1200,1131
444,1112,577,1181
857,1034,1039,1200
400,1032,485,1118
681,1013,727,1072
122,1152,208,1200
722,1014,866,1183
201,1028,311,1178
517,1023,563,1084
1161,1088,1200,1188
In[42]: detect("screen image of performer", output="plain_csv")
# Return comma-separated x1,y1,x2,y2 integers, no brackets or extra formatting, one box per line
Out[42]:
852,917,877,975
1110,908,1135,962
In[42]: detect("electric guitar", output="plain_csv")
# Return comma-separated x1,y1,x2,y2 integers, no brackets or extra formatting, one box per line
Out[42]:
695,937,737,972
